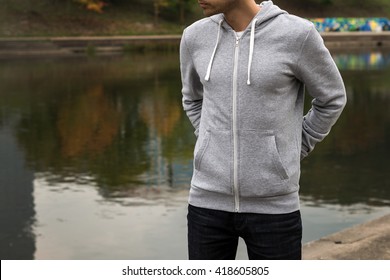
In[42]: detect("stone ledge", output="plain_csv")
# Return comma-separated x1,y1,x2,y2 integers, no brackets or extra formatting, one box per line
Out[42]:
303,214,390,260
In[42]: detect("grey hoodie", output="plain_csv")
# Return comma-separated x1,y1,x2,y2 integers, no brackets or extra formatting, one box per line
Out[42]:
180,1,346,214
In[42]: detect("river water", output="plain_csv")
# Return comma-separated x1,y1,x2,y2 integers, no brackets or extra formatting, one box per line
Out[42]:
0,50,389,259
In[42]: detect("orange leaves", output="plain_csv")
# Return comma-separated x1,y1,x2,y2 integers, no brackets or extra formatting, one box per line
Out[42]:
75,0,107,13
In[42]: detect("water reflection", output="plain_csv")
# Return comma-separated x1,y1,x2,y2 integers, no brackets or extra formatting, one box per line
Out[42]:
3,55,194,193
57,84,121,158
333,51,390,70
0,119,35,259
0,50,389,259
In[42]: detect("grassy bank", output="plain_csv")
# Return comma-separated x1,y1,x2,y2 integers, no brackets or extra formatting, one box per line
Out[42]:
1,0,390,37
0,0,197,37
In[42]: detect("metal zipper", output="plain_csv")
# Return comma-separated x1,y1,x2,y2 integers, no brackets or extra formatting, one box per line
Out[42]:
232,36,240,212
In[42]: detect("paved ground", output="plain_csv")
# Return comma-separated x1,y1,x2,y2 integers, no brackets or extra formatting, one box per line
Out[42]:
303,214,390,260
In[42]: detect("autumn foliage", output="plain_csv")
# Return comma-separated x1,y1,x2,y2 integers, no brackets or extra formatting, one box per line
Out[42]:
75,0,107,13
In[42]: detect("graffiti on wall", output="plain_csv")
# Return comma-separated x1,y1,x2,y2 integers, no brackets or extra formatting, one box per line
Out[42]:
310,18,390,32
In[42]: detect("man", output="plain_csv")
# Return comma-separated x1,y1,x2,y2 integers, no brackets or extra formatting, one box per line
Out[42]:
180,0,346,260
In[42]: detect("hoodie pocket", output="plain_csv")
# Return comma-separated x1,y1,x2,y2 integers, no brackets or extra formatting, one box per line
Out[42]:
192,129,232,195
194,130,211,171
239,131,291,197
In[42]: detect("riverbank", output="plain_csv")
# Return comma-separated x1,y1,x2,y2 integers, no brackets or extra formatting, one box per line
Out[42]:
303,213,390,260
0,35,182,58
1,32,390,58
2,1,390,38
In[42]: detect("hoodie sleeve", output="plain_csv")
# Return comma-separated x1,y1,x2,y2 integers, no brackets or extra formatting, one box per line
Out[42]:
180,29,204,137
295,24,347,160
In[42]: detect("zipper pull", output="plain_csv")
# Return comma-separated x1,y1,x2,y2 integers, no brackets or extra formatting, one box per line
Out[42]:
235,34,239,45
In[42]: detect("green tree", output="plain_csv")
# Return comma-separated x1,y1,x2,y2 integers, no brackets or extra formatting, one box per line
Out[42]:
153,0,170,25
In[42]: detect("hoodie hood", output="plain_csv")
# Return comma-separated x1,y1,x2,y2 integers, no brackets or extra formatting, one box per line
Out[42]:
205,1,288,85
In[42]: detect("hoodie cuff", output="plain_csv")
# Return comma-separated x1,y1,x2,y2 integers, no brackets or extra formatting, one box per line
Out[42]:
300,146,309,161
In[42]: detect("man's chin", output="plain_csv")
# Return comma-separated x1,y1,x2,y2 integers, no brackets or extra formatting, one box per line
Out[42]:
202,8,219,17
203,11,217,17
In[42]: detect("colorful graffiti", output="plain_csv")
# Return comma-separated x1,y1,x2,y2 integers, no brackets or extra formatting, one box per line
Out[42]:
310,18,390,32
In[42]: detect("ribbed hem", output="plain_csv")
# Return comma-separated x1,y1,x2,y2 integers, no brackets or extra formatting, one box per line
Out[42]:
188,185,300,214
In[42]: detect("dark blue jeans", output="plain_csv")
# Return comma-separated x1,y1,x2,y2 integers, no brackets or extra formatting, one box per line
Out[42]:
187,204,302,260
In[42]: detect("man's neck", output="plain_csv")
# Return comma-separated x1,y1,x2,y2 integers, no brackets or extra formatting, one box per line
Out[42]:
224,1,261,32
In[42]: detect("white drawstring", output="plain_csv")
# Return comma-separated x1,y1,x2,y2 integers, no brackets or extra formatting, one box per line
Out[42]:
247,18,257,85
205,18,257,85
205,19,223,81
